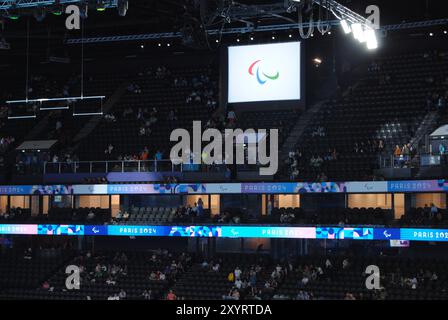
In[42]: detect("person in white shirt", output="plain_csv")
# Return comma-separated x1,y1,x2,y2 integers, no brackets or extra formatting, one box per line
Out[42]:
234,279,242,289
119,289,127,300
234,267,242,280
87,210,95,220
212,264,220,272
410,277,418,289
276,264,282,273
430,203,438,219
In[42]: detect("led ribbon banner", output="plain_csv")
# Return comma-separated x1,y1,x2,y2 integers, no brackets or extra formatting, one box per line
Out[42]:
0,180,447,195
1,224,448,242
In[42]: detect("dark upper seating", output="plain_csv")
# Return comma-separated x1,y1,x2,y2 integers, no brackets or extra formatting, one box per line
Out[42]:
76,65,219,162
293,51,448,181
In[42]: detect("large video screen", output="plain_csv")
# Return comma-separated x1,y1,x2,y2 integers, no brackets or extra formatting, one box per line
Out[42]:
228,42,301,103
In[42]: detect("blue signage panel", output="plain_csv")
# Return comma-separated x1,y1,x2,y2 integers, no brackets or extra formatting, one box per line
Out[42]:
4,223,448,242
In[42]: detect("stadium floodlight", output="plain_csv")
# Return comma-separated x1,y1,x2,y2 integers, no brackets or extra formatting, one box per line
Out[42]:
351,23,366,43
364,27,378,50
340,19,351,34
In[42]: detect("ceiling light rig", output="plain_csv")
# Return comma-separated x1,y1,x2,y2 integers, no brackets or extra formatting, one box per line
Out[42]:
6,12,105,119
292,0,378,50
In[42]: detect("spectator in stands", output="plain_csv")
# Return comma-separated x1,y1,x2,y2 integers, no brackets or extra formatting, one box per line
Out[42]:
104,143,114,159
166,290,177,300
402,144,410,158
104,113,116,122
344,292,356,300
437,95,446,113
227,109,237,127
409,277,418,290
23,248,32,260
155,150,163,161
438,143,446,156
378,140,385,153
191,203,198,217
122,107,133,118
42,281,50,290
342,258,350,269
123,211,130,221
87,210,95,221
106,276,116,285
55,120,62,133
234,266,242,280
107,294,120,300
197,198,204,218
118,289,127,299
430,203,438,220
249,269,257,287
317,172,328,182
212,263,220,272
234,278,242,289
393,145,401,166
167,109,177,122
142,289,152,300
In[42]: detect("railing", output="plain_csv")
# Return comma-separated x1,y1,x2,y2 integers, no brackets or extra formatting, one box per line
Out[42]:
43,160,230,174
44,160,179,174
378,153,446,169
378,155,413,169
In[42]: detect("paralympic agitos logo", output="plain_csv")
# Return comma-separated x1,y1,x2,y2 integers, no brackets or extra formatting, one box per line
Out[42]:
248,60,280,85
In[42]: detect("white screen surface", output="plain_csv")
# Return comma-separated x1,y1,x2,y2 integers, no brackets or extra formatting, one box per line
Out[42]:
228,42,301,103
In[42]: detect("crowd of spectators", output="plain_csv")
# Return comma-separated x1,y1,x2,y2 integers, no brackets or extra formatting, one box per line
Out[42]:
185,73,218,111
224,264,264,300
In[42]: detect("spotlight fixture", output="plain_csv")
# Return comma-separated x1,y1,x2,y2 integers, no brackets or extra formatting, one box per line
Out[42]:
158,43,161,47
289,34,292,38
236,38,240,42
250,36,254,41
351,23,366,43
167,43,170,47
429,32,434,37
340,19,351,34
444,30,447,34
364,28,378,50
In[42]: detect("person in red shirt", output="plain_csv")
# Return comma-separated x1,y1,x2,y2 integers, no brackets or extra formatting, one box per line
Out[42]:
166,289,177,300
